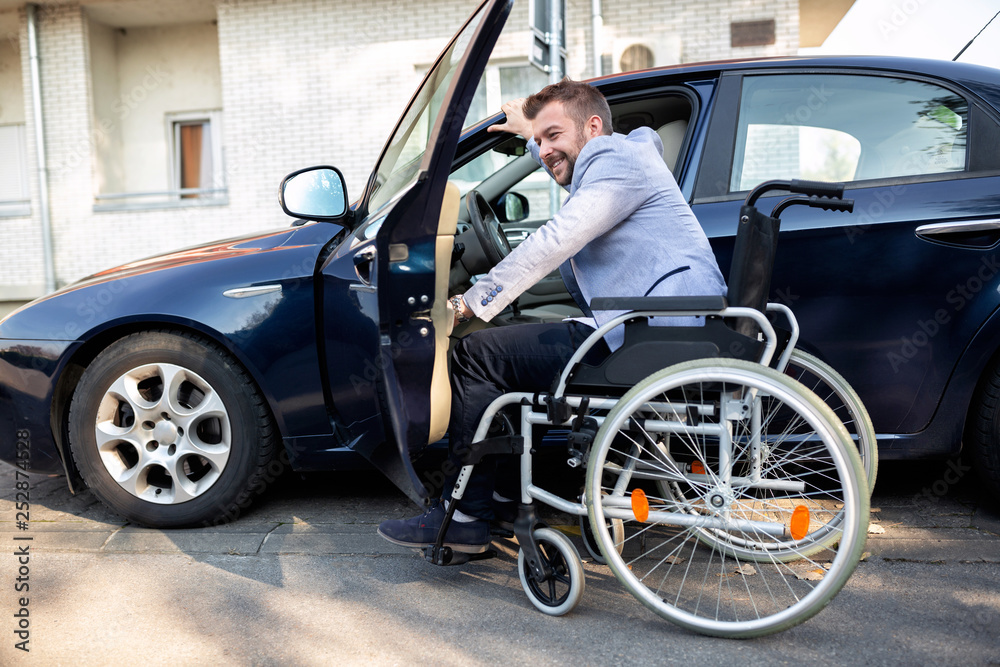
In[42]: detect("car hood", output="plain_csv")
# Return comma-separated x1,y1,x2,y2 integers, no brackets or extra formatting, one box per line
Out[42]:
0,221,343,338
68,225,307,290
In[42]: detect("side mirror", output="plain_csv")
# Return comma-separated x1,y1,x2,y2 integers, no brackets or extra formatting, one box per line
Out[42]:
279,166,348,221
497,192,529,223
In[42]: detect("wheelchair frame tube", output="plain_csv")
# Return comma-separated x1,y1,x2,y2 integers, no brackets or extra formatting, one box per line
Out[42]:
621,462,806,492
526,484,587,516
519,404,534,506
598,500,789,538
449,464,475,502
526,479,798,531
750,393,763,485
765,302,799,373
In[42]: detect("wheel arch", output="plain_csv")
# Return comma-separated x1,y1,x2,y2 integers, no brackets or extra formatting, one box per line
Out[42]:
51,317,285,489
930,304,1000,455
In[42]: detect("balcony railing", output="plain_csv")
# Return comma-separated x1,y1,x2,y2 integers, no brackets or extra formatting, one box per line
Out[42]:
93,187,228,212
0,199,31,218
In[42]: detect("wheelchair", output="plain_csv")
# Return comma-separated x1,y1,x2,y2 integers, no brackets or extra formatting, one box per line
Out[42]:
424,179,873,638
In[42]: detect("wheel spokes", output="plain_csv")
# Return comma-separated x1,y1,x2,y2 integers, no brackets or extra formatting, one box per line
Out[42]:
91,361,232,505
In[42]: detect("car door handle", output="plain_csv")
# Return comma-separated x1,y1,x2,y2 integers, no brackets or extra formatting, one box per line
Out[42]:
353,246,376,285
916,219,1000,239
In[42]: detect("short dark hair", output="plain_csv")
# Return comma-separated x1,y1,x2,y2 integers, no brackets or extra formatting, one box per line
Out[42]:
523,78,612,136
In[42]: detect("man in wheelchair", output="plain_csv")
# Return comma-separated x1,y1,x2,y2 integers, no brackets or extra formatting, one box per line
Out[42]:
378,79,727,554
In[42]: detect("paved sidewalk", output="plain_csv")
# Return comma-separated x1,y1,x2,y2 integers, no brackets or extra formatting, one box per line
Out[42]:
0,468,418,558
1,460,998,665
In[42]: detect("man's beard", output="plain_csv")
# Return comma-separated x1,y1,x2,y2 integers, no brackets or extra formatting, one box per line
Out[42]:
547,128,587,185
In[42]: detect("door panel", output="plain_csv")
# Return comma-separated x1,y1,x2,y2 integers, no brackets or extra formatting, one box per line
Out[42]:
362,0,512,504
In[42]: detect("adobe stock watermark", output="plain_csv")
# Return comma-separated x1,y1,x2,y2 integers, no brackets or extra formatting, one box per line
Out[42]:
204,438,308,527
887,254,1000,373
876,0,932,41
12,428,33,653
844,143,951,244
844,184,906,245
53,65,171,181
911,456,972,510
42,277,132,341
216,103,295,184
349,330,417,397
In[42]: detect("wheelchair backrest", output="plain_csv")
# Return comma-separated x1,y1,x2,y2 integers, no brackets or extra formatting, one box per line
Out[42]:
726,204,780,337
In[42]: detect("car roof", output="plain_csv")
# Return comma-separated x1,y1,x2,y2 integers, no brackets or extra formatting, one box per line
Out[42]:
591,55,1000,111
460,54,1000,145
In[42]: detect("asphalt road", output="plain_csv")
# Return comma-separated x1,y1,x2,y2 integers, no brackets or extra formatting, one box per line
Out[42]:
1,457,998,666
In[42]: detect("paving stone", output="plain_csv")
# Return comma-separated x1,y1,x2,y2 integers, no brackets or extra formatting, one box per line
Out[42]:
103,529,271,555
260,523,413,555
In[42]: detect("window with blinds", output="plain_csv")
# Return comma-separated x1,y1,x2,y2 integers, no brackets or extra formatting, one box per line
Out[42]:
0,124,29,216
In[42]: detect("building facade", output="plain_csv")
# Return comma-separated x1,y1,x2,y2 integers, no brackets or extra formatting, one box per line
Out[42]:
0,0,800,310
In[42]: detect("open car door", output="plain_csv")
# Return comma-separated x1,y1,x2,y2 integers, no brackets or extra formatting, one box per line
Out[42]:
360,0,513,505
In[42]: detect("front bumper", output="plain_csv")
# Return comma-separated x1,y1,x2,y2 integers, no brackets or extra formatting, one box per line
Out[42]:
0,339,79,474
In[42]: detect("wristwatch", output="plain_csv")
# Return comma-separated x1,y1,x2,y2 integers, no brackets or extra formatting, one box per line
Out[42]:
450,295,470,323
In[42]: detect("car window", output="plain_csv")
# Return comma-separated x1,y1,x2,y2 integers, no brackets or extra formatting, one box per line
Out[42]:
367,7,486,213
730,74,968,192
450,146,523,196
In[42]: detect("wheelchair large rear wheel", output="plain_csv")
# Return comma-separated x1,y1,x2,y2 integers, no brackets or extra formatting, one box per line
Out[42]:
585,358,868,638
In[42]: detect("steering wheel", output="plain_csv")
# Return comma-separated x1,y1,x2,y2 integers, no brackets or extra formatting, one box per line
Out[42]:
467,190,511,267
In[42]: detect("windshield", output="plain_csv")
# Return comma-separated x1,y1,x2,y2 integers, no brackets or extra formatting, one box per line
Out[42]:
366,5,487,213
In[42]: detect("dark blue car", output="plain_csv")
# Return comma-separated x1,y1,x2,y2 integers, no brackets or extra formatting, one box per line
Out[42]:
3,0,1000,526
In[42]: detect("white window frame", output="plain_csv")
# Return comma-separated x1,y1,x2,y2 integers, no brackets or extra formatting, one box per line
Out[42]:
165,110,224,197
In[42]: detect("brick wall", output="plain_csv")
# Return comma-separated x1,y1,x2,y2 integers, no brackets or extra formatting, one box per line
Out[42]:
600,0,798,67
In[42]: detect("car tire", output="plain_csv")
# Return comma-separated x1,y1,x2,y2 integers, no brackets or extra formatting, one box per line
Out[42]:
967,359,1000,505
68,330,278,527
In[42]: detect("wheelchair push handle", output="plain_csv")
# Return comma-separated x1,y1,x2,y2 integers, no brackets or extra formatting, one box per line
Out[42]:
788,179,844,199
771,194,855,218
746,179,853,218
805,195,854,213
746,179,848,208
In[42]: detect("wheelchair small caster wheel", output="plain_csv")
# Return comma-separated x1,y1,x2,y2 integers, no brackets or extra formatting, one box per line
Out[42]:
517,527,585,616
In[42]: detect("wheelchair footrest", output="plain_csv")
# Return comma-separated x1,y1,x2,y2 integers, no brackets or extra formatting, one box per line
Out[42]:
490,525,515,539
422,545,498,566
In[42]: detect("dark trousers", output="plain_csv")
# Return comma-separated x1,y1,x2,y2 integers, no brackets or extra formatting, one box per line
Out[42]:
444,321,609,519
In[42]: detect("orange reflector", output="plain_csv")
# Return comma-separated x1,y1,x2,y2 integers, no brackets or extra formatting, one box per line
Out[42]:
790,505,810,540
631,488,650,522
691,461,706,475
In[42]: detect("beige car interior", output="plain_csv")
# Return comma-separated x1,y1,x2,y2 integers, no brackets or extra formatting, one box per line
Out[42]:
427,181,460,444
657,119,689,173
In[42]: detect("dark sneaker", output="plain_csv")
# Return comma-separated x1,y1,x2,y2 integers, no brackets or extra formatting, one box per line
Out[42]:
378,501,490,554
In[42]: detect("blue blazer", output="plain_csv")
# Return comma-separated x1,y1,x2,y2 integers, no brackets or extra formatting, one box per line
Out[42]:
463,127,726,349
